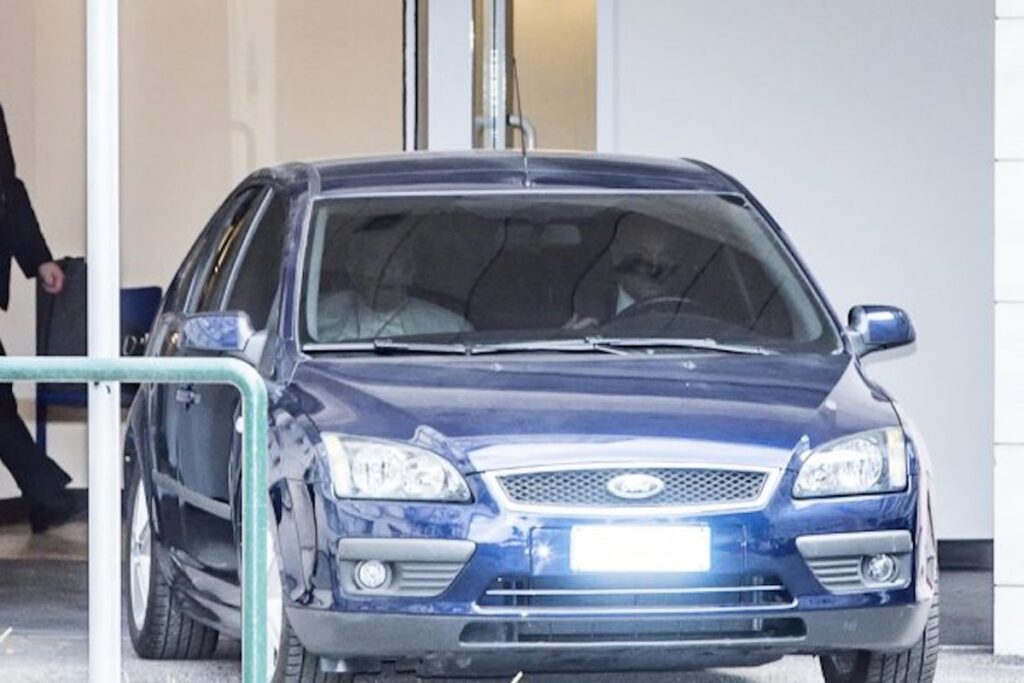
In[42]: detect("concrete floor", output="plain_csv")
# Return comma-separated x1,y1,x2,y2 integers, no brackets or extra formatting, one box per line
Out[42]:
0,520,1015,682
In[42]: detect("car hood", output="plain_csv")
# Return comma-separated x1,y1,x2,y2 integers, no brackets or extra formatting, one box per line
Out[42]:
289,352,898,473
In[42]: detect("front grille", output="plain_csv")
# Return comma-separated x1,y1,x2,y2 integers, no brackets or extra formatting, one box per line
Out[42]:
496,467,768,508
468,573,801,645
460,618,806,645
477,574,794,613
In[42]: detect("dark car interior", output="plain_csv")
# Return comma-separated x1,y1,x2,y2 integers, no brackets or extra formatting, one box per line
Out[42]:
305,194,816,348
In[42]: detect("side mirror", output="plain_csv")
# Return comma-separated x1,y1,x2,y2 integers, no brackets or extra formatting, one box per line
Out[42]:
847,305,915,357
181,311,256,355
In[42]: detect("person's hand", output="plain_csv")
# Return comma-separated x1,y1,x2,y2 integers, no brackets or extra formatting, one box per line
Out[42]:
563,313,599,331
38,261,65,295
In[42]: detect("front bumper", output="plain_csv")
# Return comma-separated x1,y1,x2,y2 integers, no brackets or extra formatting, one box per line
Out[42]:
288,600,931,676
272,467,935,675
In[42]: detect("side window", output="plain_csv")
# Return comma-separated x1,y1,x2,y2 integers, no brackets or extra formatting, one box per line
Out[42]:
193,187,267,313
166,224,217,314
224,194,289,330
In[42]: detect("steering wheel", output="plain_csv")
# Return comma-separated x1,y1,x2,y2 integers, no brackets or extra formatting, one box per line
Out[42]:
612,295,717,321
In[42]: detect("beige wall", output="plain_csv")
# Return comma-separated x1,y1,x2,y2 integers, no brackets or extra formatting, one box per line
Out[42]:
121,0,404,291
120,1,234,292
0,0,87,498
276,0,403,161
0,0,403,498
512,0,596,151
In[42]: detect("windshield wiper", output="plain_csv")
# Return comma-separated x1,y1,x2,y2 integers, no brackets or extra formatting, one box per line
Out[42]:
374,339,471,354
306,337,773,357
467,337,772,356
468,339,629,356
586,336,775,356
304,339,469,355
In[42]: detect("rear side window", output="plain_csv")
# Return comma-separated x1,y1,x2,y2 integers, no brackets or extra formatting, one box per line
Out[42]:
194,187,267,313
164,228,213,314
225,194,289,330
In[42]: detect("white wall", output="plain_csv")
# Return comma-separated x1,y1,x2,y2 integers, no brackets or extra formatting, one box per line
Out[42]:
598,0,994,540
427,0,473,151
995,1,1024,655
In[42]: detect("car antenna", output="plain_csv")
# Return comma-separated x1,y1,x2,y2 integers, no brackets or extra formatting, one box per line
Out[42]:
509,56,532,188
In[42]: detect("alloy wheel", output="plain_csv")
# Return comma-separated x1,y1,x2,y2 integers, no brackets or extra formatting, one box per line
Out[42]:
129,482,152,632
267,530,283,676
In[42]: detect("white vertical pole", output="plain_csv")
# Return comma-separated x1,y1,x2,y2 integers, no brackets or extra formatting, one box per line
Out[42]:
86,0,121,681
478,0,507,150
403,0,417,152
427,0,473,150
595,0,619,153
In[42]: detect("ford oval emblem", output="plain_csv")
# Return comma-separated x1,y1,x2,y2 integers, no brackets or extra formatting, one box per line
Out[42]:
607,473,665,500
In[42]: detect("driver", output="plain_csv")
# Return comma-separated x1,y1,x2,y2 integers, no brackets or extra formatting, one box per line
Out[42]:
317,216,472,340
567,217,690,329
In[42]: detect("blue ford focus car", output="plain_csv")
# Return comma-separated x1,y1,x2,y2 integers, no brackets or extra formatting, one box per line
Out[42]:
124,152,938,683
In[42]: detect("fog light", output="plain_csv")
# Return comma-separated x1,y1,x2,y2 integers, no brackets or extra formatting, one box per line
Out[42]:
354,560,389,590
863,554,899,584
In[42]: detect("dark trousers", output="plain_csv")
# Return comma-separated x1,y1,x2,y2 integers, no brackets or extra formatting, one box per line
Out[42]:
0,337,70,507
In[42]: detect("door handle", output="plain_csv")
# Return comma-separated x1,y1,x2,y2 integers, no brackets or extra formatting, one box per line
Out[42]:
174,386,200,406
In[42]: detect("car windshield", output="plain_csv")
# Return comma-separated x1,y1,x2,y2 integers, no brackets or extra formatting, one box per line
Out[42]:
299,192,841,354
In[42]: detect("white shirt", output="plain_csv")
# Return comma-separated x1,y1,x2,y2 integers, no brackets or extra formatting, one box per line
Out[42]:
317,290,472,341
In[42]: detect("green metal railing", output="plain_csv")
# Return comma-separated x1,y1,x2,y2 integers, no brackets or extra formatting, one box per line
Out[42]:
0,356,268,682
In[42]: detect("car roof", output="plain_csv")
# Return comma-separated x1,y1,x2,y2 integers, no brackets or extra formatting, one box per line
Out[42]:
257,151,742,197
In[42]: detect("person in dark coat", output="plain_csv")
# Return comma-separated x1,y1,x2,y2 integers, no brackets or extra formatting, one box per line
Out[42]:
0,100,77,532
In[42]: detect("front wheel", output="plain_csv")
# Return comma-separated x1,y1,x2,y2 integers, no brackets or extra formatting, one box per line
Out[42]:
268,531,349,683
820,590,940,683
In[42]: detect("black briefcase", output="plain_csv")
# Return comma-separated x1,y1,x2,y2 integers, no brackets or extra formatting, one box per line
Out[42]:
35,257,162,398
33,258,162,450
36,257,86,355
35,257,87,400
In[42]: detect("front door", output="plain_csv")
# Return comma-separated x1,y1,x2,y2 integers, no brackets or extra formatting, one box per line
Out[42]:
165,185,269,575
175,188,289,580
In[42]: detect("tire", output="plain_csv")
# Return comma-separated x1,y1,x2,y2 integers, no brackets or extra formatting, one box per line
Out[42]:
820,589,940,683
124,461,220,659
267,521,349,682
270,604,350,683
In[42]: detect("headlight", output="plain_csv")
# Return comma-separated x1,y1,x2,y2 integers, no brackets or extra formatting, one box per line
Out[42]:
793,427,908,499
323,435,471,502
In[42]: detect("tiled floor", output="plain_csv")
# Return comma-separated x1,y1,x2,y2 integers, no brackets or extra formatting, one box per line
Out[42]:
0,519,1014,682
0,519,87,562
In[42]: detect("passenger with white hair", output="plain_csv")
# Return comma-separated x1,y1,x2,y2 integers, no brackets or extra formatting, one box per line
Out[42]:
317,216,472,341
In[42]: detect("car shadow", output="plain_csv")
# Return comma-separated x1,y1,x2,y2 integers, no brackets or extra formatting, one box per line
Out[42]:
524,675,761,683
396,672,768,683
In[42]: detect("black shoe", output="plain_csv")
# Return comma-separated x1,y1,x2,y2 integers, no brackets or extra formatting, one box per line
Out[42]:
28,491,82,533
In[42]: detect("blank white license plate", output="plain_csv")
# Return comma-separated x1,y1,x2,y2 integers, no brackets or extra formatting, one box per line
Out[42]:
570,525,711,573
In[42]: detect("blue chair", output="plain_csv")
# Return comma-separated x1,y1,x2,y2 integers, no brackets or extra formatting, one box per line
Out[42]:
35,285,162,452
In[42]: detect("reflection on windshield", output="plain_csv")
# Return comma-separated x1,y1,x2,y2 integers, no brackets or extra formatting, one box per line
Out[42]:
300,193,840,354
315,214,474,340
